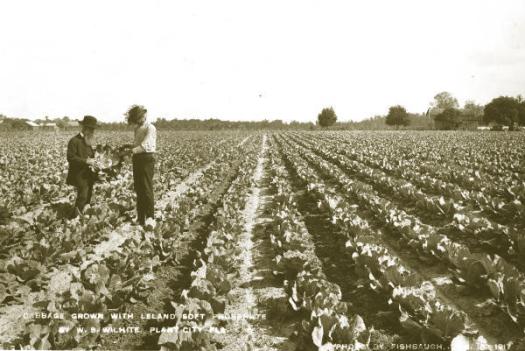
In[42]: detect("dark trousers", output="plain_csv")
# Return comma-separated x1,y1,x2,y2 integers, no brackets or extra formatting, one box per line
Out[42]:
72,181,93,217
132,153,155,225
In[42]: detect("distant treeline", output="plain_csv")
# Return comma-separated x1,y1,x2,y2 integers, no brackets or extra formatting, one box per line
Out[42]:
0,115,429,131
0,115,317,131
332,114,433,130
123,118,316,130
1,92,524,132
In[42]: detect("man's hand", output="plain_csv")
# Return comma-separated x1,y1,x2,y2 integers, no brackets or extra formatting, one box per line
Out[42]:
86,158,99,170
118,148,132,158
117,144,133,157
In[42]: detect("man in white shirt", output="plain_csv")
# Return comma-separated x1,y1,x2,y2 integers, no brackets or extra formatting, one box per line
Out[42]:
124,105,156,226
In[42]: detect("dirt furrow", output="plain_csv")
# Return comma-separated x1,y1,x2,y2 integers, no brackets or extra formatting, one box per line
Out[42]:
216,135,292,351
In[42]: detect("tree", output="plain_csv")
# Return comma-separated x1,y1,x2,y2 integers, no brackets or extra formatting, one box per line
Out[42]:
516,95,525,125
317,107,337,127
483,96,520,127
56,116,70,129
462,100,484,119
6,118,31,130
435,108,462,130
385,105,410,128
460,100,484,128
429,92,459,118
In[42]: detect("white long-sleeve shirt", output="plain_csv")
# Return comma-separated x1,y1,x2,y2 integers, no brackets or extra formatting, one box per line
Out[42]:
132,121,156,154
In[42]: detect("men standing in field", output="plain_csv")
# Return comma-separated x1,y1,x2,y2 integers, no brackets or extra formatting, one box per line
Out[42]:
124,105,156,226
66,115,98,218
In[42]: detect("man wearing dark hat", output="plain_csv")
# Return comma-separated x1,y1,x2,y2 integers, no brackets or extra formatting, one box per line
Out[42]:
66,115,98,218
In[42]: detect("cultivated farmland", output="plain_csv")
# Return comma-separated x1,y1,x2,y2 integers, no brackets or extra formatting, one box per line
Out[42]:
0,130,524,350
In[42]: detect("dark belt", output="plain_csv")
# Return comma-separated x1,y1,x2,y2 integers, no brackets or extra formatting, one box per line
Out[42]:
132,152,155,157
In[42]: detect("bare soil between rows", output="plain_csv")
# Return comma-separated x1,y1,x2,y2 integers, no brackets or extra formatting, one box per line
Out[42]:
213,136,295,351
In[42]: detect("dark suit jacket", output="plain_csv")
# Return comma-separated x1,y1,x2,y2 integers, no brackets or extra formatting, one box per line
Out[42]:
66,134,96,187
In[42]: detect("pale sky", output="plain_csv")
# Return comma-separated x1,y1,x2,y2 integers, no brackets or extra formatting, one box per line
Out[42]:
0,0,524,122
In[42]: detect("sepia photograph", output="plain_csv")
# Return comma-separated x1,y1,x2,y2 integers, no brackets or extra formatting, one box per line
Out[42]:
0,1,524,350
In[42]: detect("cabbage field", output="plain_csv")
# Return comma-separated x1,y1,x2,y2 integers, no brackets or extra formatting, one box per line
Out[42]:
0,130,524,351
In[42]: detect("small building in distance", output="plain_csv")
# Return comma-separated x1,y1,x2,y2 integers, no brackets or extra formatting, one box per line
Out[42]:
22,121,61,131
41,122,59,131
25,121,41,130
